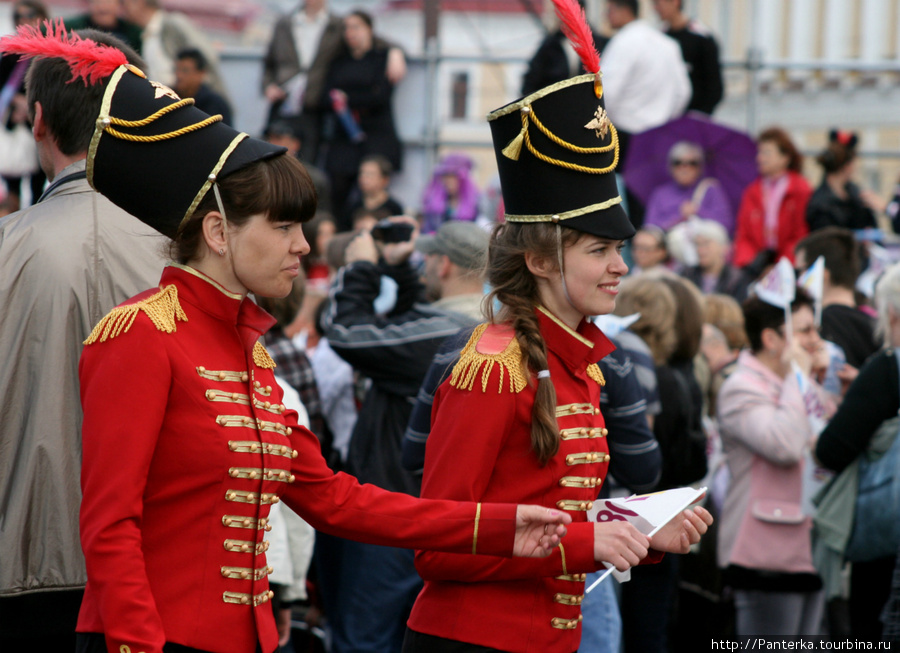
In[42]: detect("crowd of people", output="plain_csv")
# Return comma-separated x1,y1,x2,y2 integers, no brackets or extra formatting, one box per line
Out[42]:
3,1,900,653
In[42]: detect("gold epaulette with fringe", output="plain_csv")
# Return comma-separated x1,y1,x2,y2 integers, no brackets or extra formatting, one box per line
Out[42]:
449,323,527,394
83,284,187,345
586,363,605,386
253,341,277,370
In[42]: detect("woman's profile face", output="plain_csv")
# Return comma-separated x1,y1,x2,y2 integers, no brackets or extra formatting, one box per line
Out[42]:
756,140,790,178
343,14,373,54
227,214,310,298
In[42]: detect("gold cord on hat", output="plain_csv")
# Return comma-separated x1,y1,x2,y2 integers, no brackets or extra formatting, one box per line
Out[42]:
102,103,223,143
503,106,619,175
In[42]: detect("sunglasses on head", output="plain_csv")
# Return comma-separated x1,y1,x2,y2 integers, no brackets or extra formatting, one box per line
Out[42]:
671,159,701,168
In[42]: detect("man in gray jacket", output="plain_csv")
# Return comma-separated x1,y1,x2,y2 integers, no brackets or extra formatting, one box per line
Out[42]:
0,30,165,650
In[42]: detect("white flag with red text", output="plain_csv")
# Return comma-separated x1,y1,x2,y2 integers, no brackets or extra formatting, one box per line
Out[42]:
585,487,706,590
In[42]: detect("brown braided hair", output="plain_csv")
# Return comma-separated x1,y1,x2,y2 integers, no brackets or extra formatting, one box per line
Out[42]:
484,221,584,464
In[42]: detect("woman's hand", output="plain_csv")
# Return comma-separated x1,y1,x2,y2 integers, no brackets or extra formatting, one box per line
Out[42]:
836,363,859,397
512,506,572,558
783,337,813,377
593,521,651,571
276,606,292,647
648,505,713,554
860,188,887,214
679,200,698,220
265,83,287,104
386,47,407,85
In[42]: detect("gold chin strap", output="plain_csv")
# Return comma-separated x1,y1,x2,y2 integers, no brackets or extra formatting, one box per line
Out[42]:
502,105,619,175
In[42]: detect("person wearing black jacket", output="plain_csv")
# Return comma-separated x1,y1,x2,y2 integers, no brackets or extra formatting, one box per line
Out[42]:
795,227,879,370
319,218,486,653
816,264,900,640
806,130,880,233
653,0,724,115
521,28,609,96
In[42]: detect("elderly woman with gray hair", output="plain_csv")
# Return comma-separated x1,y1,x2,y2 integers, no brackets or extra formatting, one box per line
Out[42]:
815,262,900,640
679,219,751,302
644,140,734,236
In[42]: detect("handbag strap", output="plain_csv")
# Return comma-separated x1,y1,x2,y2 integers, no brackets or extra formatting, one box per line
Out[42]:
0,59,29,119
691,178,716,207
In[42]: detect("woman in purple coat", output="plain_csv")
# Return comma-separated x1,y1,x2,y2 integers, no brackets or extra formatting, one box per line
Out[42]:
644,141,734,236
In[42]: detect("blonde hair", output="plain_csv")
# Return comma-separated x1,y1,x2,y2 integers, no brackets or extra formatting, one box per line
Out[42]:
703,293,748,351
614,276,677,364
875,263,900,348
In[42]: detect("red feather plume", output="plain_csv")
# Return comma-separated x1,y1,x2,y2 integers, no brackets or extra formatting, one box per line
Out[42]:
0,18,127,85
552,0,601,75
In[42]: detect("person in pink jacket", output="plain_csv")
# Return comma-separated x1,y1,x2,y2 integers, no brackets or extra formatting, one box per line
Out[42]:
716,289,834,637
733,127,812,269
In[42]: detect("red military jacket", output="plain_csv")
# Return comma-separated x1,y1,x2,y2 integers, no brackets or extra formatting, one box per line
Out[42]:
77,264,520,653
407,307,659,653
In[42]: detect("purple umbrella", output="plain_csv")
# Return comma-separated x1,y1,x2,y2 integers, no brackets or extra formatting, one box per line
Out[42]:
622,112,758,213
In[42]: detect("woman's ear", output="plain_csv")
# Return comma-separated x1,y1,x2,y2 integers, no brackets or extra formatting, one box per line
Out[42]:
200,211,226,257
525,251,554,281
760,326,781,353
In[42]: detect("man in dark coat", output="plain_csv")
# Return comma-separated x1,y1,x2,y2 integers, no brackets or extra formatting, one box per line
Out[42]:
652,0,724,114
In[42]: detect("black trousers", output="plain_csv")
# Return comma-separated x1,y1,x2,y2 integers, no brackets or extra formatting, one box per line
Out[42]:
76,632,264,653
0,589,83,652
401,628,578,653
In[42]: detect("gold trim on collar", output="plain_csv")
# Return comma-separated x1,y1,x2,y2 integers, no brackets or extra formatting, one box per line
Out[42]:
170,263,245,300
537,306,594,348
487,74,599,121
87,65,128,187
180,132,249,234
505,196,622,224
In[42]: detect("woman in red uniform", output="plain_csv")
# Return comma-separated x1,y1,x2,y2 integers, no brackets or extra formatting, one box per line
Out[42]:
0,25,574,653
402,18,713,653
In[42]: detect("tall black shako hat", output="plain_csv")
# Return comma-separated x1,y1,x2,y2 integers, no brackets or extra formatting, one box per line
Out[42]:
0,21,285,240
487,0,634,241
87,66,285,238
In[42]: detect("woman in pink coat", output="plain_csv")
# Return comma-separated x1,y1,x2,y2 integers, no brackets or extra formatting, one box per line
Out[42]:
716,289,834,637
733,128,811,268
